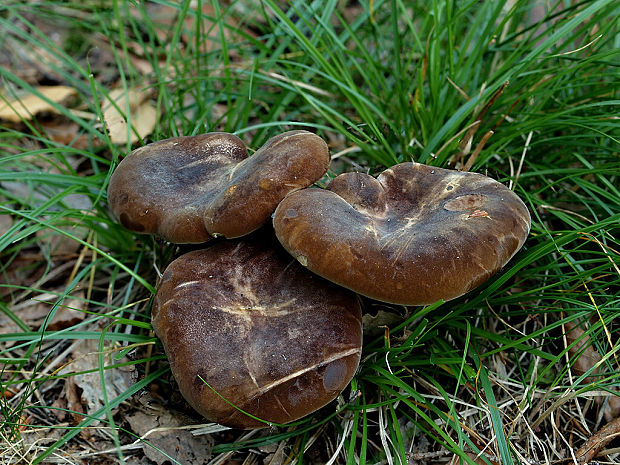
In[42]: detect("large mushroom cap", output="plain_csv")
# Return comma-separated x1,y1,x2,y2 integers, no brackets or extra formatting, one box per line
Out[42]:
273,162,531,305
151,233,362,429
107,130,329,243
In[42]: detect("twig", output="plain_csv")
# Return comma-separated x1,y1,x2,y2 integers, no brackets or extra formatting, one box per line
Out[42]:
575,415,620,464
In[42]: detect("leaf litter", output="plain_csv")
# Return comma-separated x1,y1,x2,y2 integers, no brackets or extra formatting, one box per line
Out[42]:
0,86,77,123
566,320,620,463
57,338,138,426
102,88,157,145
126,405,214,465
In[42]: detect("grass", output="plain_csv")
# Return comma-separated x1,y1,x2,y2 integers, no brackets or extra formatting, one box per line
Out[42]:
1,0,619,463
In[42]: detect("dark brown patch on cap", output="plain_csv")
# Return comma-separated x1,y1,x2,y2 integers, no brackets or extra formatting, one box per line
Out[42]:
273,162,531,305
444,194,488,211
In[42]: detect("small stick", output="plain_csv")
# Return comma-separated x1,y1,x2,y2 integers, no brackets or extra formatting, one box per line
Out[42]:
576,415,620,464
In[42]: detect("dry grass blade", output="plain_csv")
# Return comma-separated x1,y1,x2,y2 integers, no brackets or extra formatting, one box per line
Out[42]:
509,130,532,190
462,130,494,172
451,82,509,168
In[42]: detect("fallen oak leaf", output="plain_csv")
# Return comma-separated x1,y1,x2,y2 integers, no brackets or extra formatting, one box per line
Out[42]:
0,86,77,123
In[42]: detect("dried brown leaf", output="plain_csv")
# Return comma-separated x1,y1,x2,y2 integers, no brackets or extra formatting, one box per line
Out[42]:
0,292,86,333
0,213,12,237
50,394,68,422
0,252,46,300
103,88,157,145
45,293,87,331
362,309,403,338
40,119,98,151
59,339,137,423
0,86,77,123
35,222,90,257
0,301,50,334
127,409,213,465
58,376,84,425
566,321,620,422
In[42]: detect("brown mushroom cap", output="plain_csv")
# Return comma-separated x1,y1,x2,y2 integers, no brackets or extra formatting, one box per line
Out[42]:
273,162,531,305
151,233,362,429
107,130,329,243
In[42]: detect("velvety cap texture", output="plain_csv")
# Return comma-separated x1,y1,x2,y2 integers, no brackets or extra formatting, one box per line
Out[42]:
151,234,362,428
273,162,531,305
107,130,330,243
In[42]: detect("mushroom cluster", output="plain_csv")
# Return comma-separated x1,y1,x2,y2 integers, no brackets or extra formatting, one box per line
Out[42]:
108,130,531,429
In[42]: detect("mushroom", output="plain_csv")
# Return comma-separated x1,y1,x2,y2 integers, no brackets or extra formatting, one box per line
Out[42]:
151,232,363,429
107,130,330,243
273,162,531,305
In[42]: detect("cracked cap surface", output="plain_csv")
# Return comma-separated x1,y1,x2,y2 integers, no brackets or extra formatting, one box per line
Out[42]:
273,162,531,305
151,232,362,428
